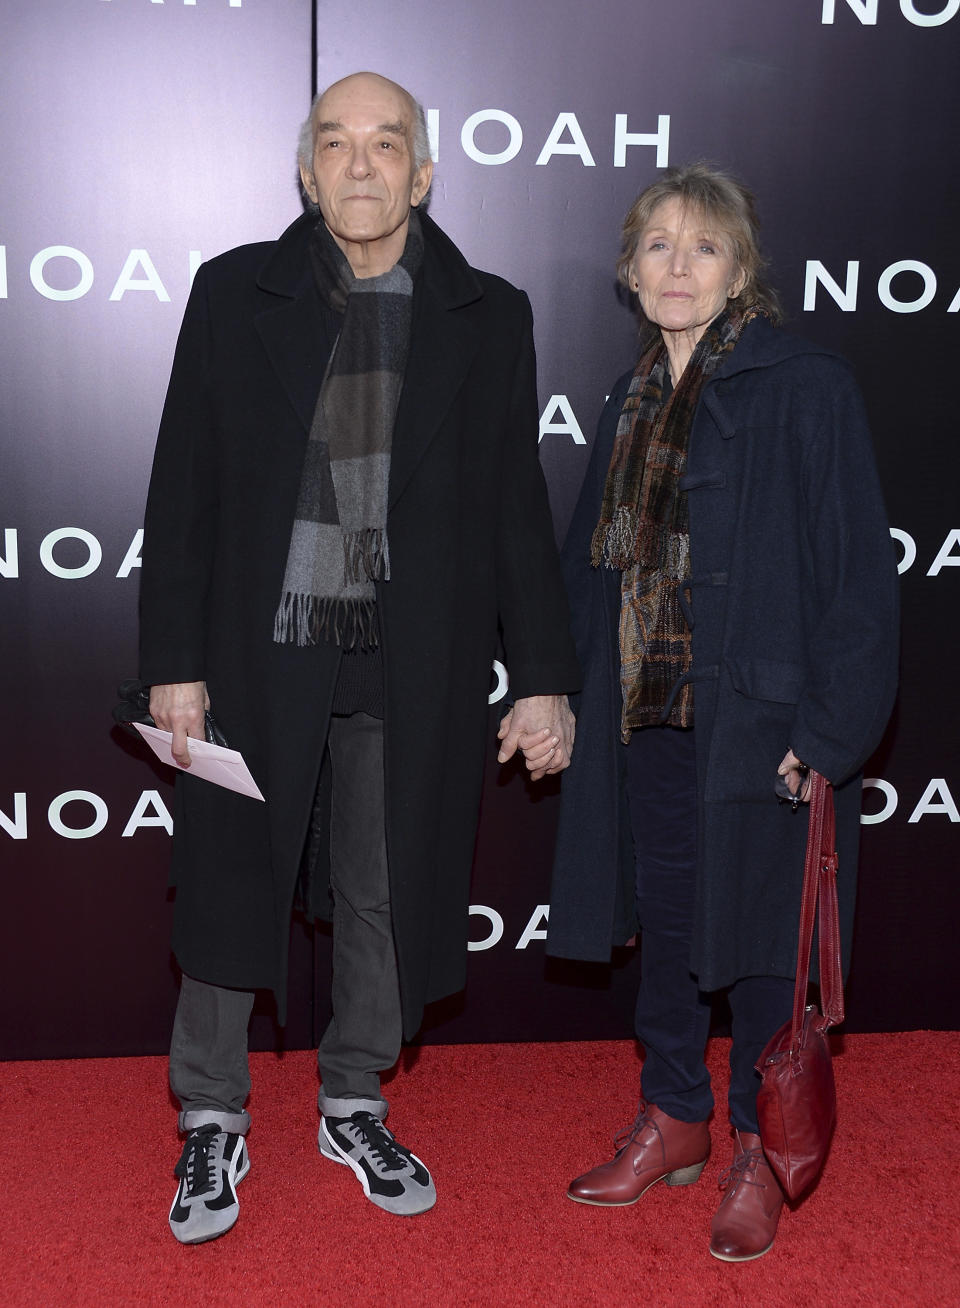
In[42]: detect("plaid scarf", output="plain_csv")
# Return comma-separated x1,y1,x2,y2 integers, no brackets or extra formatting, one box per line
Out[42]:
273,210,423,649
591,308,757,735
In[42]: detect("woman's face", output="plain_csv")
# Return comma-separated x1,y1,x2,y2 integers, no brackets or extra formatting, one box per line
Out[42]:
630,197,744,344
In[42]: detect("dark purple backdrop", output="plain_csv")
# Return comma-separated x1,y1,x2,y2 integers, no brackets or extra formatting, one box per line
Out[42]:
2,0,958,1060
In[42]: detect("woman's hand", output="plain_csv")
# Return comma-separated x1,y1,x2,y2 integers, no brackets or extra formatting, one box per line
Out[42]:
777,748,811,803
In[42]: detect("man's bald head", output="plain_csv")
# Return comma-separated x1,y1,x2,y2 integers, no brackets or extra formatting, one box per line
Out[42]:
298,72,431,178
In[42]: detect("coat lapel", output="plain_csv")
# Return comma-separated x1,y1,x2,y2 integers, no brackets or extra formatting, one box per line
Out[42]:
388,211,485,509
389,281,482,509
253,215,329,433
255,289,330,433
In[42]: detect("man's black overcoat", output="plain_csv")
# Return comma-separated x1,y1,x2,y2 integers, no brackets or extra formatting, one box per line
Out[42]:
140,211,579,1035
547,318,899,986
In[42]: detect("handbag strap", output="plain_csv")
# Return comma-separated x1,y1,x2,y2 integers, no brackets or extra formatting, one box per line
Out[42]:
790,771,845,1042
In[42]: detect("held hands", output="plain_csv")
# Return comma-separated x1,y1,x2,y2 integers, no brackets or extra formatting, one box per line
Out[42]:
149,681,209,767
777,748,811,805
497,694,575,782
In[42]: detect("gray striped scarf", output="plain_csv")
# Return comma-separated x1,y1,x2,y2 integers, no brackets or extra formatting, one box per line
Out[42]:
273,210,423,648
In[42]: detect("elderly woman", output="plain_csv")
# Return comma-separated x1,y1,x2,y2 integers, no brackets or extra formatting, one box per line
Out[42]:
548,164,898,1261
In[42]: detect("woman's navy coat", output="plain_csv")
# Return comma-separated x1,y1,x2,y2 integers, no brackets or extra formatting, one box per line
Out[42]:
548,317,898,987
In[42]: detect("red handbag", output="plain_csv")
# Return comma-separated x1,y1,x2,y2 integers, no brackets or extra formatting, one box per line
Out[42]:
755,771,844,1200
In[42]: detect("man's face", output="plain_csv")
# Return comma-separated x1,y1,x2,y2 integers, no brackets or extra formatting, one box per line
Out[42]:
300,73,433,277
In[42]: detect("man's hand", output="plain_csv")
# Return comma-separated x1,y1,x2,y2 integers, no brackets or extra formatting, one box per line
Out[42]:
497,694,575,782
777,748,811,803
149,681,209,768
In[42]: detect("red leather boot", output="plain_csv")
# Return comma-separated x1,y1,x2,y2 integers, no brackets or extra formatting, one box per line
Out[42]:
567,1101,710,1206
709,1130,784,1261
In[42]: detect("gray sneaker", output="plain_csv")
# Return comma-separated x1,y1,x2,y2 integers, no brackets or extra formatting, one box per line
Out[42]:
168,1123,250,1244
319,1111,436,1215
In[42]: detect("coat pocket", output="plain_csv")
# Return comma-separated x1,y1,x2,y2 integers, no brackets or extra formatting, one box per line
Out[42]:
727,657,805,705
704,658,806,803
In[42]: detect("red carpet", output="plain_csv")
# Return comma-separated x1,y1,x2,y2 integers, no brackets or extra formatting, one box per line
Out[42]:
2,1035,958,1306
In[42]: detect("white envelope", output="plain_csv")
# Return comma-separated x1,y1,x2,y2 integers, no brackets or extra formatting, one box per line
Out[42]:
132,723,265,802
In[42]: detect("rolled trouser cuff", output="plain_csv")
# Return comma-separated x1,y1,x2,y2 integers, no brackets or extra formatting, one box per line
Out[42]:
179,1107,251,1135
318,1087,388,1120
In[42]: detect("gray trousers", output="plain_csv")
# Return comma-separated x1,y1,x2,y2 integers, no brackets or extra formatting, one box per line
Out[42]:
169,712,402,1133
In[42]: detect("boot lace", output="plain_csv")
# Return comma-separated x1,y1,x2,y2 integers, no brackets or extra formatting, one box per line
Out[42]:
174,1123,221,1198
718,1142,765,1193
613,1101,657,1155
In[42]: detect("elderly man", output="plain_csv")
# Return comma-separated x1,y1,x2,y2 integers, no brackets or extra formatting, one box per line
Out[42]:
141,71,578,1242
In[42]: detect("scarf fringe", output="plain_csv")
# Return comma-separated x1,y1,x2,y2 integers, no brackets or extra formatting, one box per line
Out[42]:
342,528,391,586
592,506,638,569
633,521,690,578
594,520,690,582
273,593,379,650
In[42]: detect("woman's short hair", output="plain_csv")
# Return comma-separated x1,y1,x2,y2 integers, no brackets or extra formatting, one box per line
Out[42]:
618,162,782,323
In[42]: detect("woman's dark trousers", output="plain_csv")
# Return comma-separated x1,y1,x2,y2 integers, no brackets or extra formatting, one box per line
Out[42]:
626,725,793,1133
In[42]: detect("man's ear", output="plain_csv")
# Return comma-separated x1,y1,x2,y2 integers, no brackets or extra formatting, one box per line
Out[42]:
411,159,433,207
299,163,319,204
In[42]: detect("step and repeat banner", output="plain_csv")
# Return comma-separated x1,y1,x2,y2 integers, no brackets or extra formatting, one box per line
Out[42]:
2,0,957,1058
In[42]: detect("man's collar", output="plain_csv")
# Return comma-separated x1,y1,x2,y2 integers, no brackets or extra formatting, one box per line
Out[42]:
257,209,483,310
256,213,315,297
416,210,483,310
